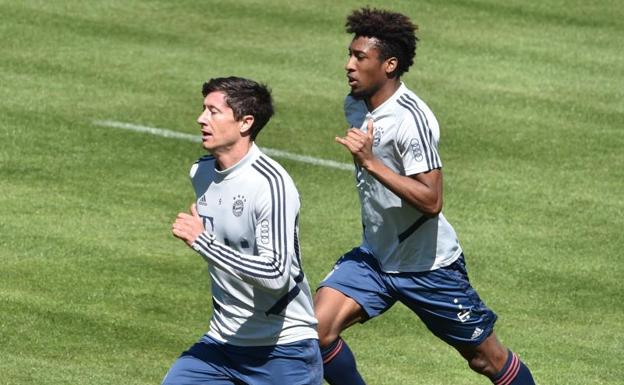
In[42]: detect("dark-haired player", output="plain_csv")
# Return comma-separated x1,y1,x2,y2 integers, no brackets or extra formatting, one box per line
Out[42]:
163,77,322,385
315,8,536,385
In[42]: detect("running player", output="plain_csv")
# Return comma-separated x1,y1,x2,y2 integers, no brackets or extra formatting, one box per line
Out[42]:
164,76,322,385
315,8,536,385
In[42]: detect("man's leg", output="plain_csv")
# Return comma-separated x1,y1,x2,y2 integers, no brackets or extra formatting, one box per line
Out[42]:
315,287,367,385
316,248,396,385
391,254,536,384
455,333,536,385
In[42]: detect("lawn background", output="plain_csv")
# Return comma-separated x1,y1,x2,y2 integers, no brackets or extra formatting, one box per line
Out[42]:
1,0,622,384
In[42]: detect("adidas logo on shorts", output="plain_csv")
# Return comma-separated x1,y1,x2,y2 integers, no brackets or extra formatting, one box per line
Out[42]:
471,327,484,340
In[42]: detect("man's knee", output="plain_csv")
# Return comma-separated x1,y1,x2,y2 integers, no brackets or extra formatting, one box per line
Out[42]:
466,354,491,374
457,333,509,377
317,327,339,348
315,302,341,348
314,287,365,348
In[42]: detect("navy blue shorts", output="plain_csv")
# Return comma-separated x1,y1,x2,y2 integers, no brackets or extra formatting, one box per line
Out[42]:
161,335,322,385
319,248,497,346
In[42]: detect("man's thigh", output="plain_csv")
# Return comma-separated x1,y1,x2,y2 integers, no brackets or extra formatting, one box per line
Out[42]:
318,247,396,320
389,255,498,346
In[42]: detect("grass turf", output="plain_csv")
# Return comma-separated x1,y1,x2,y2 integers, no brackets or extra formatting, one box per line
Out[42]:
1,0,622,384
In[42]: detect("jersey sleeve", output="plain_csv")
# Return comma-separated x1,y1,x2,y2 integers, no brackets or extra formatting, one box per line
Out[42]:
396,109,442,176
190,172,299,292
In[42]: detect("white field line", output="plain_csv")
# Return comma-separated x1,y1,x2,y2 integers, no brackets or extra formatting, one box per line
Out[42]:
93,120,353,171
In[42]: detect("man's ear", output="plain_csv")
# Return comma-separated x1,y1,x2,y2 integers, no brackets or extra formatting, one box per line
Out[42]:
239,115,255,134
384,57,398,76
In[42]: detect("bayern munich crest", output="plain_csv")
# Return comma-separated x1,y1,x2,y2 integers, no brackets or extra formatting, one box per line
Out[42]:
232,195,246,217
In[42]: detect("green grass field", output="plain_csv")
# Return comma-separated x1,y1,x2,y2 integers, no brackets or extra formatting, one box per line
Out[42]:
1,0,622,384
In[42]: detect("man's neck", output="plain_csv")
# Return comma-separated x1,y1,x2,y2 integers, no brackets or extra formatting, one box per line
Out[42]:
366,79,401,111
213,141,253,171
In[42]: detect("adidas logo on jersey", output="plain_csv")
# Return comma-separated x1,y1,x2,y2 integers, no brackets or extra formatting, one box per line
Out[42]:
198,195,207,206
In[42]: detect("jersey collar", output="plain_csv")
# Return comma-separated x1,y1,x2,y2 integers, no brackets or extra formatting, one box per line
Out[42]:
214,143,261,180
369,82,407,116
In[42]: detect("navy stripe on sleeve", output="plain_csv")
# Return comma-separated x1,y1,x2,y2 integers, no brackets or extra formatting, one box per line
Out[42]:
191,156,292,280
254,157,288,272
293,214,302,266
397,95,441,170
402,94,442,169
252,163,280,268
194,233,283,279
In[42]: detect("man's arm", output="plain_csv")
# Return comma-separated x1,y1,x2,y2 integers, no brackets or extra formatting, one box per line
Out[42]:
336,119,442,216
172,203,293,291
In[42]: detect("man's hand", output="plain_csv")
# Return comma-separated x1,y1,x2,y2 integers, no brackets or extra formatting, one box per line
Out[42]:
335,119,376,169
172,203,205,247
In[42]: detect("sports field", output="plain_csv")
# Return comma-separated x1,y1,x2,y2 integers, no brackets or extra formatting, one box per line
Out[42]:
1,0,622,384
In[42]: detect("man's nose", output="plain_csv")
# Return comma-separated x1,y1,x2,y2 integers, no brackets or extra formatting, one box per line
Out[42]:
197,110,209,125
345,56,356,71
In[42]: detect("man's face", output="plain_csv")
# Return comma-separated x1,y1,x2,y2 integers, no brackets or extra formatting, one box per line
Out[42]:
197,91,243,153
345,36,388,99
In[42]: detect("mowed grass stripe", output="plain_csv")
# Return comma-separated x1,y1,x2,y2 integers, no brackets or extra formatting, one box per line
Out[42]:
93,120,353,171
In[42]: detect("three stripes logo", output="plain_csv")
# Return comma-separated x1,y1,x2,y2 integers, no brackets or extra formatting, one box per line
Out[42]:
471,327,484,340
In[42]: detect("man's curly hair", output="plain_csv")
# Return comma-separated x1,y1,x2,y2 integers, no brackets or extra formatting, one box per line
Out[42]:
346,7,418,77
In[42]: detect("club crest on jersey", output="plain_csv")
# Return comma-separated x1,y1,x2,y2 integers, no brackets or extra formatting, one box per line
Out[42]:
410,138,424,161
372,126,384,147
232,195,246,217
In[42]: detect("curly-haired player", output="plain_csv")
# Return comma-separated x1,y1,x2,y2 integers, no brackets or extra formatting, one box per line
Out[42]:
315,8,536,385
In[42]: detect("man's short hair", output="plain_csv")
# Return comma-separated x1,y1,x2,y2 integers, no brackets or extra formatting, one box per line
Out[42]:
346,7,418,77
202,77,274,140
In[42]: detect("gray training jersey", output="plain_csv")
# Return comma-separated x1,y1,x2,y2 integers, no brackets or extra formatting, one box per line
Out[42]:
189,144,318,346
345,83,462,273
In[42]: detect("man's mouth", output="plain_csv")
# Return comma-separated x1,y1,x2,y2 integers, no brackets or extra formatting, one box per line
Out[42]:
347,75,357,87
